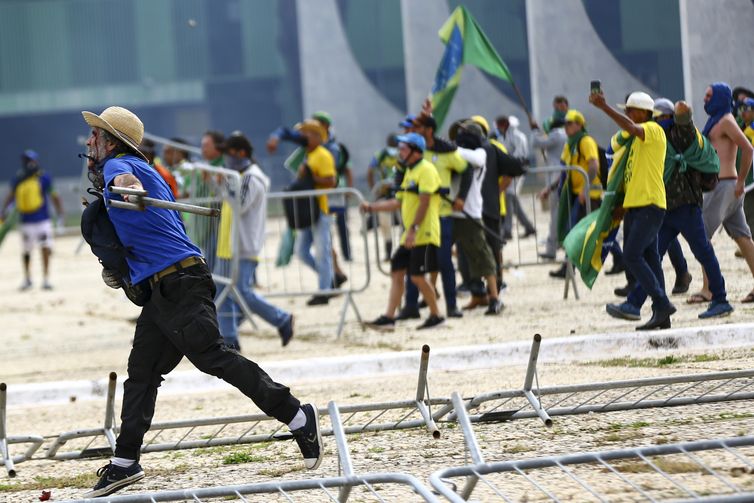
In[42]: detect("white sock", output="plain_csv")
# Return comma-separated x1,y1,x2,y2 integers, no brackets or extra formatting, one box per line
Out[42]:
287,408,306,431
110,456,136,468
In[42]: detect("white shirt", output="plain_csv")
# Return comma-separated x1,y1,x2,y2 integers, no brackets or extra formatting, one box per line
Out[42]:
455,147,487,219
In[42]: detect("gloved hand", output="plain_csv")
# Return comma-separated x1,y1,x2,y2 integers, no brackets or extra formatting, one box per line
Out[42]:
101,268,122,289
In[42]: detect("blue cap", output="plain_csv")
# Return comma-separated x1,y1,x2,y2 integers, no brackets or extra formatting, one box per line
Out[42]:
22,149,39,161
396,132,426,152
398,114,417,128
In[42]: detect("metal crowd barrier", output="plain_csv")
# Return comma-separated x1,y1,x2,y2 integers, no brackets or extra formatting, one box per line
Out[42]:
5,336,754,479
259,187,371,338
61,401,439,503
431,427,754,502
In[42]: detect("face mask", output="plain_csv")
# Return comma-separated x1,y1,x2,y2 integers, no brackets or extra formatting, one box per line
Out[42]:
386,147,398,157
657,117,674,130
225,155,250,172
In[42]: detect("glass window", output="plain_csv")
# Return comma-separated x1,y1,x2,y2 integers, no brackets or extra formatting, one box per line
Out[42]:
582,0,683,99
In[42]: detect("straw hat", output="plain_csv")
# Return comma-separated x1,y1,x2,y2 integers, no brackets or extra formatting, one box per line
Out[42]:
81,106,148,161
295,119,328,143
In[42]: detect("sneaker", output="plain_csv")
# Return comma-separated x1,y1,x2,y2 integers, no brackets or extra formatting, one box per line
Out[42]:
333,273,348,288
395,306,420,320
306,295,330,306
417,315,445,330
365,315,395,330
19,279,32,291
42,280,53,290
278,314,294,347
549,264,567,278
698,300,734,319
447,307,463,318
606,302,641,321
83,462,145,498
291,404,323,470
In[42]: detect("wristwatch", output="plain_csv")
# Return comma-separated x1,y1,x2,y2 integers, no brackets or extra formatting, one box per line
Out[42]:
410,224,419,232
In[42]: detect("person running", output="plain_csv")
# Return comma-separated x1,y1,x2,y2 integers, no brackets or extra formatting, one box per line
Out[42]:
1,150,64,290
696,82,754,303
607,99,734,322
362,133,445,330
79,106,322,498
590,89,675,330
216,133,295,349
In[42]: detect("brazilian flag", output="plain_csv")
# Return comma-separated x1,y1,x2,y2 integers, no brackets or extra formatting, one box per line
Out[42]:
0,208,19,247
431,6,514,128
563,133,633,288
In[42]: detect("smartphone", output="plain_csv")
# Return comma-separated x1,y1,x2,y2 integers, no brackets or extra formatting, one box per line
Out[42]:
590,80,602,94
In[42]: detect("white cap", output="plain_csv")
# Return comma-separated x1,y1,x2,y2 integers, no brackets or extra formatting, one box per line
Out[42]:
508,115,520,128
618,92,655,112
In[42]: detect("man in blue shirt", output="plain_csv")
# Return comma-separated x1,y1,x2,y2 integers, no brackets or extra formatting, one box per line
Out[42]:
1,150,63,290
79,106,323,498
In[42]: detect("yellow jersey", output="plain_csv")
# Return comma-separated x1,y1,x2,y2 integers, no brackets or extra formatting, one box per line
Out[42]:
560,135,601,199
623,121,667,209
423,148,467,217
397,159,441,246
306,145,336,214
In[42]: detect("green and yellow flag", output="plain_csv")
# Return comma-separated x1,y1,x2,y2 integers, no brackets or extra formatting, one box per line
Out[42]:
431,6,514,128
563,132,633,288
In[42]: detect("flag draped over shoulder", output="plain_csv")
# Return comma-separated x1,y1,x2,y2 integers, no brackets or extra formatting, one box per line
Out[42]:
664,129,719,184
431,6,514,127
563,132,634,289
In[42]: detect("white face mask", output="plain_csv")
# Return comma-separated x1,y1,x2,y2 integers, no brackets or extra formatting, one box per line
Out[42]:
386,147,398,157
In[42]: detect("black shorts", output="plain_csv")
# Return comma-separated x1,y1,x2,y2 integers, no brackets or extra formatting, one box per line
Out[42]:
390,245,439,276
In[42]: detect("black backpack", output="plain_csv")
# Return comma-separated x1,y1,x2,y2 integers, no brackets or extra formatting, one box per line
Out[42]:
80,192,151,306
578,137,609,187
283,167,321,229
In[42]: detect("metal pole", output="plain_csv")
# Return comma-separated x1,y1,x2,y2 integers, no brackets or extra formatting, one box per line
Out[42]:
523,334,541,391
451,392,483,500
108,197,220,217
103,372,118,453
328,401,355,503
0,383,16,478
415,345,441,439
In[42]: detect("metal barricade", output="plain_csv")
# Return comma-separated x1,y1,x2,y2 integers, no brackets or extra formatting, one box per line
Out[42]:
367,180,403,277
60,400,440,503
0,383,44,478
260,187,371,338
430,434,754,502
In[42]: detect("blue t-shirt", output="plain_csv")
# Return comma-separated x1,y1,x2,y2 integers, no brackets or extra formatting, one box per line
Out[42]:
12,172,52,223
104,155,202,284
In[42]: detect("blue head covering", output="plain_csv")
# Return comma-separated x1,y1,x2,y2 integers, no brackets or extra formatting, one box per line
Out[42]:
702,82,733,137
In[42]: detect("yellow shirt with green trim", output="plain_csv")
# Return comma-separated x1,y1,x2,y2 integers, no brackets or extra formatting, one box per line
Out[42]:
423,148,467,217
560,135,601,198
622,121,667,209
306,145,336,214
396,159,441,246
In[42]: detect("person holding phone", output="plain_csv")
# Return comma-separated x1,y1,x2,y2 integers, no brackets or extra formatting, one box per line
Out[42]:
590,87,675,330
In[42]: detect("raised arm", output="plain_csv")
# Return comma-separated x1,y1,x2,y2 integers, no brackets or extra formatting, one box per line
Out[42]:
589,92,645,141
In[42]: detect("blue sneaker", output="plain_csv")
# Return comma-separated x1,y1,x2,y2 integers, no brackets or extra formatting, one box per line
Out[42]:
84,461,145,498
698,300,734,319
278,314,294,347
606,302,641,321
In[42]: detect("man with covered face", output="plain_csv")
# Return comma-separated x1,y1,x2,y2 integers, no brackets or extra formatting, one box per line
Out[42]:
78,106,323,498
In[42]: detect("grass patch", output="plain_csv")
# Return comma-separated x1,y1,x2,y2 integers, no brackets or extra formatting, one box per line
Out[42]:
0,473,99,492
611,458,702,474
258,465,305,478
222,451,266,465
368,446,385,454
586,353,721,368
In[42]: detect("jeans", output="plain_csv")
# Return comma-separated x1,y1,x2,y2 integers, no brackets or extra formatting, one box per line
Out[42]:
627,204,726,307
217,259,291,347
623,205,670,311
297,213,334,290
330,205,352,261
405,217,457,311
115,263,299,461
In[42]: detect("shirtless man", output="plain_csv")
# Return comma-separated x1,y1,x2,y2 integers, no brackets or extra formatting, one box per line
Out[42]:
695,82,754,303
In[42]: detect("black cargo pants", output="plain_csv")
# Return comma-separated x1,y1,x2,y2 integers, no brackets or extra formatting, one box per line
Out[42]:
114,263,300,460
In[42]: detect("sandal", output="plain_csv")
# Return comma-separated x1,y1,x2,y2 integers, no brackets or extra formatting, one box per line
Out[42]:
687,292,711,304
741,292,754,303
